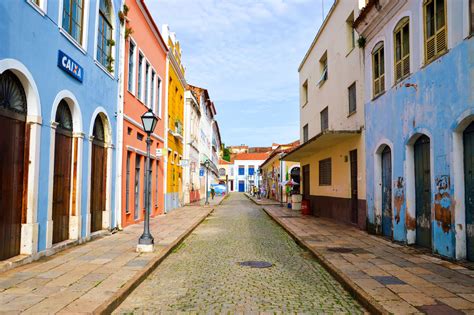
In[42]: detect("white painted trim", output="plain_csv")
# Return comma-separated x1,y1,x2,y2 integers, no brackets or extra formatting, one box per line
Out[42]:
87,108,114,233
126,37,138,95
92,0,117,75
123,113,164,143
388,11,413,86
47,91,84,247
58,0,90,52
405,129,435,247
0,59,42,255
0,59,42,116
50,90,84,133
27,0,47,16
452,109,474,259
373,139,395,236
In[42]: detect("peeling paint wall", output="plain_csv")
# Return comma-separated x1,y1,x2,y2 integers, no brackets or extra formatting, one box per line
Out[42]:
365,37,474,259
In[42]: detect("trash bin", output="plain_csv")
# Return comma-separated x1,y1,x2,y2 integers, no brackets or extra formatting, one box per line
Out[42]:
291,194,302,211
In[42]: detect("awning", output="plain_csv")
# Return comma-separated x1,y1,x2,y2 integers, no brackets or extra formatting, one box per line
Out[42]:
282,130,361,162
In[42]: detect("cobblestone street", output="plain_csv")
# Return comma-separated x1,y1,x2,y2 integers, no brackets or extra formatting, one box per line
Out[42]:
115,193,364,314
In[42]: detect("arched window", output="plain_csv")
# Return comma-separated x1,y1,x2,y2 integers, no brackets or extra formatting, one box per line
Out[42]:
394,17,410,82
372,42,385,98
55,100,73,131
97,0,114,72
424,0,447,63
0,70,27,115
93,116,105,142
219,168,226,176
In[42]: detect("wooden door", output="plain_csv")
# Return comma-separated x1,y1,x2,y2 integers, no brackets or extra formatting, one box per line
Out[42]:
90,143,106,232
0,112,25,260
414,135,431,249
381,146,393,238
464,122,474,261
52,100,73,244
52,130,72,244
302,164,310,199
350,150,358,224
0,71,27,260
90,117,107,233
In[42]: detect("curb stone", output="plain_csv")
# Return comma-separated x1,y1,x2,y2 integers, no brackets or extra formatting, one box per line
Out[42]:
93,206,216,315
261,206,386,315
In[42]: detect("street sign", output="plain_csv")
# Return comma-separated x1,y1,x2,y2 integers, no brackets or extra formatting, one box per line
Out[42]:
199,168,205,177
156,148,163,157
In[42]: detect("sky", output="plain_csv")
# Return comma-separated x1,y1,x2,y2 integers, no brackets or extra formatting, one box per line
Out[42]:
148,0,335,147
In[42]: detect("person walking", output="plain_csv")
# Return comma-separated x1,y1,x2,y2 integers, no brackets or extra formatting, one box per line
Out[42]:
210,187,215,200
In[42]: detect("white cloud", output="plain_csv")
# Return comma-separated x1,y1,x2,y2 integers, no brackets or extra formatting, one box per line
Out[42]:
147,0,332,146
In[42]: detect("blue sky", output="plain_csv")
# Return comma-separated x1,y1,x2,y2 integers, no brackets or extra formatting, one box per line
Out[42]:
148,0,334,147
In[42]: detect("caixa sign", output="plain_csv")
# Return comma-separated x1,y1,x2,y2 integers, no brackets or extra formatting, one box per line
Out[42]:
57,50,84,82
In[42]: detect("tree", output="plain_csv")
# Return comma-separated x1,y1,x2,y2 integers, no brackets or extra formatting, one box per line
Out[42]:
222,144,231,162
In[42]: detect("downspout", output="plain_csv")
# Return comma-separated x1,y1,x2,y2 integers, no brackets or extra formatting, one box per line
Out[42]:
114,0,126,229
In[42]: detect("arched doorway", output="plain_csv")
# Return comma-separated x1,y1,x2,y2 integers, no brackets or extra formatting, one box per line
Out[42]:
0,70,27,260
381,146,392,238
52,100,73,244
90,116,107,233
464,122,474,260
414,135,431,249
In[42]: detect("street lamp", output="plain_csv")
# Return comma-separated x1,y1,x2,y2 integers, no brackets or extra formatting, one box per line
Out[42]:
204,159,210,205
137,108,158,253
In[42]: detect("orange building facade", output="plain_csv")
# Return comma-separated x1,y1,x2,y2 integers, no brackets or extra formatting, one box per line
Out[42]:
120,0,168,227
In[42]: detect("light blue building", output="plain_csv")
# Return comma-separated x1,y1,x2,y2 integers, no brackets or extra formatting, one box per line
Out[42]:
356,0,474,260
0,0,122,261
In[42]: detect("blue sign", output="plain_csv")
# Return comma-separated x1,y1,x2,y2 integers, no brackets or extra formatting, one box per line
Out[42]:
199,168,205,177
57,50,84,82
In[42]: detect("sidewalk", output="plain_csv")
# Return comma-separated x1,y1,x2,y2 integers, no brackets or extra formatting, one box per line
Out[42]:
243,193,281,205
0,204,216,314
260,203,474,314
189,193,226,207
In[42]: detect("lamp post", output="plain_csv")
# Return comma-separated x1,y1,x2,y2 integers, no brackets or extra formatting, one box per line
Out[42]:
137,109,158,253
204,159,210,205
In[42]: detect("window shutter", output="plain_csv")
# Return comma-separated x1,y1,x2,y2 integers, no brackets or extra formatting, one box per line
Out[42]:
395,61,402,81
319,158,332,186
402,55,410,77
436,26,447,54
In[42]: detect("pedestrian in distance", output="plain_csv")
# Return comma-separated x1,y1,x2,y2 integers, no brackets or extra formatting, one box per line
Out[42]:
210,187,215,200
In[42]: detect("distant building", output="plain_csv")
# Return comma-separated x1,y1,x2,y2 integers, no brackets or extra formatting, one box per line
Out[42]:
232,153,270,192
162,25,186,212
183,89,201,204
218,159,234,192
260,141,300,202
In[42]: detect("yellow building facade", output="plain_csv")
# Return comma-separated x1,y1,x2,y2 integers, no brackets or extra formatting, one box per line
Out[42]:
163,26,186,212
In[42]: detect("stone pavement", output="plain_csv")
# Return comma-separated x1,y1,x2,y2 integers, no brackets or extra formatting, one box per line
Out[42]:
244,192,281,205
0,204,215,314
262,203,474,314
115,193,364,314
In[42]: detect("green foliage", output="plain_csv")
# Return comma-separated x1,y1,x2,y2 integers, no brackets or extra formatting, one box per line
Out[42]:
222,146,231,162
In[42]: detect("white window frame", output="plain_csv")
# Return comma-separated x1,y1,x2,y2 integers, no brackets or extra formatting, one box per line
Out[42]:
145,61,151,107
155,74,163,118
137,50,145,102
127,38,137,95
28,0,47,15
93,0,116,76
58,0,90,53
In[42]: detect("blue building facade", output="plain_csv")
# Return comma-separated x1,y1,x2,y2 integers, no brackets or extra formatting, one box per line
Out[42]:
356,0,474,260
0,0,122,260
